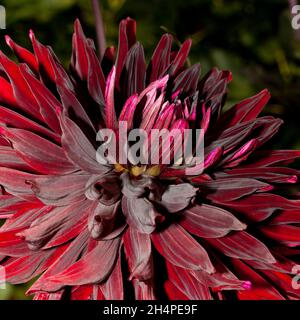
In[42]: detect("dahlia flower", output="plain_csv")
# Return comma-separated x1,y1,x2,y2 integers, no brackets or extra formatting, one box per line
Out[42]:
0,18,300,300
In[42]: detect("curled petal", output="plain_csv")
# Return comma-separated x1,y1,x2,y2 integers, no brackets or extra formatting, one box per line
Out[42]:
157,183,197,213
122,196,164,234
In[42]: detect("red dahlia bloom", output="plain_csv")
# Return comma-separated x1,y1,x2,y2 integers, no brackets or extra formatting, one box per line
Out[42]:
0,18,299,300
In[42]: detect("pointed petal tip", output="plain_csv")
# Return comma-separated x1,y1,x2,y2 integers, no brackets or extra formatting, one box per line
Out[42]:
74,18,83,33
242,280,252,290
288,175,298,183
29,29,35,40
5,35,12,47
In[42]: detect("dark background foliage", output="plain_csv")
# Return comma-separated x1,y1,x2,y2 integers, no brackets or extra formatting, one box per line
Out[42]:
0,0,299,298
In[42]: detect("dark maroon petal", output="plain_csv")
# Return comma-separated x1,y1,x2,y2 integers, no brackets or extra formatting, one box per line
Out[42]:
220,139,258,168
205,120,255,155
147,34,172,83
243,150,300,167
120,42,146,99
204,146,223,169
172,63,201,96
207,231,276,264
47,46,75,91
101,46,116,76
71,20,106,106
115,18,136,88
86,40,106,106
164,280,189,299
254,116,283,147
56,83,95,132
151,223,215,273
199,68,231,119
219,89,270,128
180,204,246,238
153,102,175,130
169,39,192,76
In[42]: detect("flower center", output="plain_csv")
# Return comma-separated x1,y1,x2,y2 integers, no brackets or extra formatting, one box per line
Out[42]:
114,163,161,177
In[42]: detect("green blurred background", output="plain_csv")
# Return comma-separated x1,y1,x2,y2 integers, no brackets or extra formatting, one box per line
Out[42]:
0,0,299,299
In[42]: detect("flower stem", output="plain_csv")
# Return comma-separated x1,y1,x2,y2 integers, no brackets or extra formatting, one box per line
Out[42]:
92,0,106,59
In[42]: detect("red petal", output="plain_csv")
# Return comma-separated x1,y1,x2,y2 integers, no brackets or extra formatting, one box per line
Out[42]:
151,223,215,273
45,237,120,290
123,228,153,281
180,204,246,238
99,252,124,300
59,115,109,174
166,263,213,299
197,177,272,202
207,231,276,264
0,127,75,175
5,35,39,74
231,259,285,300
